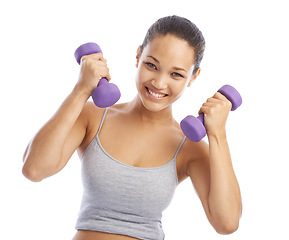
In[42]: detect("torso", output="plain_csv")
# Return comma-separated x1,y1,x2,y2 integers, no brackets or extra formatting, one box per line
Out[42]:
74,102,198,240
73,230,140,240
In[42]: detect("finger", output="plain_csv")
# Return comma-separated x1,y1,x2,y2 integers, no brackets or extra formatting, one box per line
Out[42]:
106,66,112,81
202,102,216,108
80,53,104,63
88,53,104,61
214,92,233,110
102,65,111,81
80,55,87,63
213,92,228,101
206,97,220,103
105,74,112,82
198,105,210,115
198,100,215,115
99,65,111,82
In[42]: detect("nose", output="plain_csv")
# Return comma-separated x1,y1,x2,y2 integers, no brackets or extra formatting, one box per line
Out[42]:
151,75,168,90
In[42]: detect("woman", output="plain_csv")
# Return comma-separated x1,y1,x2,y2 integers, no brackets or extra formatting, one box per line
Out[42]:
22,15,242,240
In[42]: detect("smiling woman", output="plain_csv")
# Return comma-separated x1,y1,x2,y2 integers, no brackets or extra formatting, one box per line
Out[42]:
22,15,241,240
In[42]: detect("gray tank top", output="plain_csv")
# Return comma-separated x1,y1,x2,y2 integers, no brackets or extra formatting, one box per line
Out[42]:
75,108,186,240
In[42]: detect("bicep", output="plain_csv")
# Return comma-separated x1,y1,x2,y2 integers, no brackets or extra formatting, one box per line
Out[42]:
55,104,88,173
187,141,213,221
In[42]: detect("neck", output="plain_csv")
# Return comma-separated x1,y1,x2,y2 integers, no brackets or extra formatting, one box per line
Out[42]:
127,95,174,125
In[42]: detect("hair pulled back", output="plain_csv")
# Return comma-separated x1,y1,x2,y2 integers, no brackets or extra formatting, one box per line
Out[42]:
140,15,205,74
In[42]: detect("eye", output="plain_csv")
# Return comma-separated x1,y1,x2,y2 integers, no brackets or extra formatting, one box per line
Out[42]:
171,72,184,78
145,62,157,70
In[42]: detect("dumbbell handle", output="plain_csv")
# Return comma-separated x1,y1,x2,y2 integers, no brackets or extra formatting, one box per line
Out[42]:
98,78,108,86
197,113,205,125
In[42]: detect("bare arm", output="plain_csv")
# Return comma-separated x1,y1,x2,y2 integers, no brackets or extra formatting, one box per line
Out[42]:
22,87,89,181
22,53,110,182
187,92,242,234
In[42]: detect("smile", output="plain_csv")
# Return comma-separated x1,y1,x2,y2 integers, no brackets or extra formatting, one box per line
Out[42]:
146,87,168,98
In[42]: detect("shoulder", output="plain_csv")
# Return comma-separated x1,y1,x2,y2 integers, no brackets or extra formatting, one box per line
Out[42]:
177,134,209,183
81,101,105,117
77,101,107,155
80,101,108,134
78,102,128,149
173,119,209,163
183,138,209,162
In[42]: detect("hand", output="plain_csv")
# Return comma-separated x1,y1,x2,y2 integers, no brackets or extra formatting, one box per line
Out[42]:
76,53,111,97
198,92,232,138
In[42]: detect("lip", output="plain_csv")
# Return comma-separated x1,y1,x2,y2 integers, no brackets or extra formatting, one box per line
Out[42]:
145,86,168,100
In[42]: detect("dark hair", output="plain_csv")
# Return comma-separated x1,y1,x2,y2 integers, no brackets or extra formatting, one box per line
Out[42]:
140,15,205,74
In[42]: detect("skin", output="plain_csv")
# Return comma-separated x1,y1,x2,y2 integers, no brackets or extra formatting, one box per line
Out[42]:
23,34,242,239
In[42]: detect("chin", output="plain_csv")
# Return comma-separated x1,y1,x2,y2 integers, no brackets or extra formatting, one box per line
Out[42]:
144,103,166,112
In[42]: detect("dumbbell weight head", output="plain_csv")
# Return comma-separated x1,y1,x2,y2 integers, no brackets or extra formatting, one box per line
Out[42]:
218,85,242,111
180,114,206,142
74,42,121,108
75,42,102,64
180,85,242,142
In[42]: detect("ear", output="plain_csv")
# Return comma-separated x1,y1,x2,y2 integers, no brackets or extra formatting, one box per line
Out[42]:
136,45,142,68
187,68,201,87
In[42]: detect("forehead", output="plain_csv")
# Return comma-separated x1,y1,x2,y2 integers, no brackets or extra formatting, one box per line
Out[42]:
142,34,195,67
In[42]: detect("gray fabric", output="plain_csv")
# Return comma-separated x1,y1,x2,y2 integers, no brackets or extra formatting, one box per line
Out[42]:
75,108,186,240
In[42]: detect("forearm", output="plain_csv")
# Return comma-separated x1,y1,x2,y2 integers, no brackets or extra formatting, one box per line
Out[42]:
207,132,242,233
22,85,89,180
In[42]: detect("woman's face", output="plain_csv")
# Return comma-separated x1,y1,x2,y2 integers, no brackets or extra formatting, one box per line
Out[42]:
135,34,199,112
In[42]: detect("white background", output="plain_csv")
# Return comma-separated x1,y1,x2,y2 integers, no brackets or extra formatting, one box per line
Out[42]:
1,0,288,239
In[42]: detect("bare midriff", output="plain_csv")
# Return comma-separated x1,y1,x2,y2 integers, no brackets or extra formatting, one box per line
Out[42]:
73,230,140,240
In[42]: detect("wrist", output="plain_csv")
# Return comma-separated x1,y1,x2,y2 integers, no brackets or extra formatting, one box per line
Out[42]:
72,83,92,101
207,129,227,142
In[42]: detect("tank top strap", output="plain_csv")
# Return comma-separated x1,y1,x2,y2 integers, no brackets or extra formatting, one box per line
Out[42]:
96,108,108,137
173,136,186,159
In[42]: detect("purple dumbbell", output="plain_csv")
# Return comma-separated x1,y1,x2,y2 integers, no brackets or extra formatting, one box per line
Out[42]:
180,85,242,142
74,42,121,108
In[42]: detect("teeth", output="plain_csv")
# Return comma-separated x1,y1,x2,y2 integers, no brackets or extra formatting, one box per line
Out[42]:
148,88,166,98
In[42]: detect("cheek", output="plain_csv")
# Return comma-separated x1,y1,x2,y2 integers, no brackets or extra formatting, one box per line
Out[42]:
136,65,152,85
135,72,141,89
170,81,187,96
135,68,147,92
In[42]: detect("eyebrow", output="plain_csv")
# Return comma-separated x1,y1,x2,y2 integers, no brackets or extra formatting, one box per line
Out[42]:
148,55,159,63
148,55,187,72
